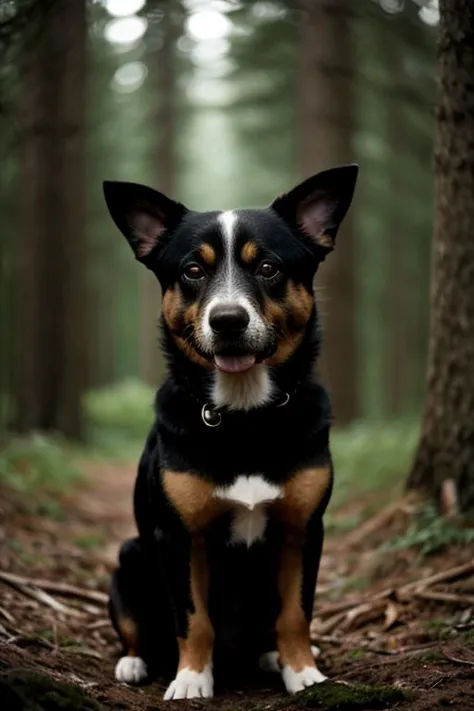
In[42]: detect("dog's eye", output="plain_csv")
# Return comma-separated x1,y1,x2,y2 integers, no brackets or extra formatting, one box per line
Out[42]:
183,263,205,281
258,262,280,279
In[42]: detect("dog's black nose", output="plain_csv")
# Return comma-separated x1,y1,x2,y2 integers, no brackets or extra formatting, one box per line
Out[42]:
209,304,250,334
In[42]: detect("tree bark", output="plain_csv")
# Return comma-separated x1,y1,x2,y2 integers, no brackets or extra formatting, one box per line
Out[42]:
13,0,88,439
407,0,474,512
140,3,176,386
298,0,357,426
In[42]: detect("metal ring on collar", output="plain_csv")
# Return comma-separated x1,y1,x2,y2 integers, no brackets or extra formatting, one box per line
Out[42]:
276,392,290,408
201,404,222,427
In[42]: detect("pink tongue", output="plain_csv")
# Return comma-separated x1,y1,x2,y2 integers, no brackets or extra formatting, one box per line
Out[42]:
214,354,256,373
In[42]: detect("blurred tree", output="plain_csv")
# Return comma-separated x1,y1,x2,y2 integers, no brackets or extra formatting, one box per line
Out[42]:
12,0,88,439
384,34,410,418
407,0,474,512
226,0,299,206
140,1,179,386
298,0,357,426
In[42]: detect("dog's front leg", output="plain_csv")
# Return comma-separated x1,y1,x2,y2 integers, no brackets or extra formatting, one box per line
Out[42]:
162,470,225,700
164,535,214,700
275,466,331,694
276,531,326,693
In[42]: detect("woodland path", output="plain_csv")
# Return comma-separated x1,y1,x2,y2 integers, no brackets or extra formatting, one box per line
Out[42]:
0,459,473,710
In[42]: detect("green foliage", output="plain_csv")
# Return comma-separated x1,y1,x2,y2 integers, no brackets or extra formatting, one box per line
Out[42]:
73,530,109,551
0,434,81,497
381,503,474,556
84,377,155,442
328,420,419,511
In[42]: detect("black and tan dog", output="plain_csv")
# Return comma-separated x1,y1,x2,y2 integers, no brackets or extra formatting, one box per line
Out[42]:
103,163,359,700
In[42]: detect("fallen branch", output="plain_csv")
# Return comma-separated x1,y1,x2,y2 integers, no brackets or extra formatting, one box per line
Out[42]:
86,619,110,631
370,641,438,657
339,600,386,631
0,572,84,618
399,561,474,595
0,605,16,624
0,571,108,604
311,610,347,636
442,653,474,667
415,589,474,606
316,588,394,618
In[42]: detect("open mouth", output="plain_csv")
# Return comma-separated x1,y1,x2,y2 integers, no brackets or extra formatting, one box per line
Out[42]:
214,354,256,374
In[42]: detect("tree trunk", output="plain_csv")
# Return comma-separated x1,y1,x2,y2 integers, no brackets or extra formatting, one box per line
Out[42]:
13,0,88,439
407,0,474,512
298,0,357,426
140,3,176,386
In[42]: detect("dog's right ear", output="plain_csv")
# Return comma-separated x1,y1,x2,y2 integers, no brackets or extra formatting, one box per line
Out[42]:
102,181,188,265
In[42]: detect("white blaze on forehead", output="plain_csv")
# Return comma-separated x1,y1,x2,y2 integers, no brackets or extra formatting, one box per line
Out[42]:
218,210,238,250
217,209,239,297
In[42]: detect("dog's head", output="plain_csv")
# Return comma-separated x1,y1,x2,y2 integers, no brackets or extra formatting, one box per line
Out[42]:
103,164,358,405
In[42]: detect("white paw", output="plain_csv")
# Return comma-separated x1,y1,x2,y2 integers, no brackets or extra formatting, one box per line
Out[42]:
163,665,213,700
115,656,148,684
259,646,321,673
281,664,327,694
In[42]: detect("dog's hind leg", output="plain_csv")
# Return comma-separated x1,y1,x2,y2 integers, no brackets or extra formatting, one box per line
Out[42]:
109,537,178,685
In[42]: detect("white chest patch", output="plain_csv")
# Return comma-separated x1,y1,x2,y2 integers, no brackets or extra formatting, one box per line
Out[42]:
214,475,283,546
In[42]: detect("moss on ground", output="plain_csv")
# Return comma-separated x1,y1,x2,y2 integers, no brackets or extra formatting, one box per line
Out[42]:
275,681,412,710
0,668,102,711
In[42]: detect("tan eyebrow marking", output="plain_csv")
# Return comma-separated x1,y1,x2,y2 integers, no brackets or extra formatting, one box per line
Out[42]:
199,243,216,266
241,241,258,264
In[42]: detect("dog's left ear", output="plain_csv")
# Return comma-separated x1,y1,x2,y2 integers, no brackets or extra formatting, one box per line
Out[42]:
270,163,359,256
102,181,188,266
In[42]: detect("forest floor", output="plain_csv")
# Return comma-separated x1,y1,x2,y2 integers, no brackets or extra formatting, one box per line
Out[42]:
0,458,474,710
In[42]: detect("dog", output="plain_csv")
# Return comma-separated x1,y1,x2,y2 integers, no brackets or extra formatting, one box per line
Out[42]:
103,162,359,700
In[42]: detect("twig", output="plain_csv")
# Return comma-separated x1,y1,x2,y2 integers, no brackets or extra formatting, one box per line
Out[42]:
312,610,347,636
370,641,438,657
0,605,16,624
399,561,474,595
64,646,103,660
0,572,84,618
339,600,386,631
442,652,474,667
86,619,110,631
0,571,108,604
316,588,394,618
415,590,474,606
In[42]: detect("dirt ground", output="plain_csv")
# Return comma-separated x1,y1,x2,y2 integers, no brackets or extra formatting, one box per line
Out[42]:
0,461,473,710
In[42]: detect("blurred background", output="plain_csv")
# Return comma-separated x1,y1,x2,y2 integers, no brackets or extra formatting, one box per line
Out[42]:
0,0,438,488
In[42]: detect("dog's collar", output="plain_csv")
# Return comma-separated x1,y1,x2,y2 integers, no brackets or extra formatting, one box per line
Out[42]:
200,383,299,428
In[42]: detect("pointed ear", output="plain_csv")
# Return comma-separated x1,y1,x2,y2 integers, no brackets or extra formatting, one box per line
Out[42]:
102,181,187,265
270,163,359,256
